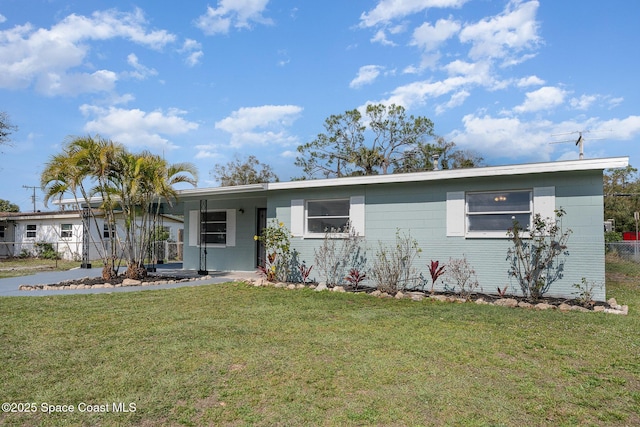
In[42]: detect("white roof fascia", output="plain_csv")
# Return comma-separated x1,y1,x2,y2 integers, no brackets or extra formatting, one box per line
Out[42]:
5,212,82,221
266,157,629,191
176,183,267,197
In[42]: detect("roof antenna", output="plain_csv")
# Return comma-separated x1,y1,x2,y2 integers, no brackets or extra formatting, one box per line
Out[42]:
550,130,610,160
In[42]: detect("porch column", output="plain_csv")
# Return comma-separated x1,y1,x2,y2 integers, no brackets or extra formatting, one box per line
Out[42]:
198,199,208,275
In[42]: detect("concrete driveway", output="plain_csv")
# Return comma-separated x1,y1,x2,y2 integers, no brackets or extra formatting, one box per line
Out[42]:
0,263,258,297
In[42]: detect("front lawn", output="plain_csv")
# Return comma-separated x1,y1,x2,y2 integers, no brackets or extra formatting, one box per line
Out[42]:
0,256,638,426
0,258,103,279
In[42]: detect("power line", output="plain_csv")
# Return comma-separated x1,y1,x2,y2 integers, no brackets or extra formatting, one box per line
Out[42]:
22,185,38,212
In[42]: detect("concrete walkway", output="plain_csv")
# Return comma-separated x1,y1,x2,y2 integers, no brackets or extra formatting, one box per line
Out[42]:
0,263,259,297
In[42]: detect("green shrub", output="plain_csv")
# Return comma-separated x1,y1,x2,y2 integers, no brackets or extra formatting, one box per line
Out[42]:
35,242,60,260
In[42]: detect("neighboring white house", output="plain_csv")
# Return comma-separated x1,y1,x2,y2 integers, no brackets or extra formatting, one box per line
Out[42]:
0,210,184,262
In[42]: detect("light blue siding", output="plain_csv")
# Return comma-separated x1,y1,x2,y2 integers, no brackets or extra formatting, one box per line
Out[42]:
267,170,606,300
183,196,267,271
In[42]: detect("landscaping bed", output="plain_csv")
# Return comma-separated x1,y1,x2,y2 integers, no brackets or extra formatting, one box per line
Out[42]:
244,277,629,314
17,273,212,291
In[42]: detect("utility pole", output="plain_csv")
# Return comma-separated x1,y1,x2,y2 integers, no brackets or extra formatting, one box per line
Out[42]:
22,185,38,212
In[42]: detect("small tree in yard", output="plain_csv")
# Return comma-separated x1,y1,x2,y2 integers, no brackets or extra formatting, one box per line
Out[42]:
314,226,366,287
506,209,572,300
444,257,479,301
372,230,421,293
256,220,292,282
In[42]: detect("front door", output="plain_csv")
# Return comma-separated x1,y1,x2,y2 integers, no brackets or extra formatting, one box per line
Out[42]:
256,208,267,267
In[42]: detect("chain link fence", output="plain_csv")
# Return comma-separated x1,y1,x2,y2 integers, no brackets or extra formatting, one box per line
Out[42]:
605,242,640,262
0,240,183,262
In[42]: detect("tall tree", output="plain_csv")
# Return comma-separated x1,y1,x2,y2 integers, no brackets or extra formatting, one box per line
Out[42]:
392,137,482,173
604,165,640,233
366,103,434,174
212,155,279,186
111,150,197,278
295,109,364,178
42,135,198,280
41,135,125,279
295,104,481,179
0,198,19,212
0,111,18,149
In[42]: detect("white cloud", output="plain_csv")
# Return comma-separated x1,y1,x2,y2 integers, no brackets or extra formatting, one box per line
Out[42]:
447,113,640,163
517,75,544,87
371,29,396,46
125,53,158,80
360,0,469,28
411,18,460,52
80,104,198,150
435,90,469,114
448,113,554,161
179,39,203,66
608,97,624,109
0,9,175,95
215,105,303,147
194,144,224,159
459,0,540,63
569,94,598,111
377,74,482,109
350,65,384,88
594,116,640,140
514,86,567,113
195,0,273,35
0,14,6,24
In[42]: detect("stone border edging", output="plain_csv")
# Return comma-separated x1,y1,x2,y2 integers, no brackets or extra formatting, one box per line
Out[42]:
241,278,629,315
18,275,214,291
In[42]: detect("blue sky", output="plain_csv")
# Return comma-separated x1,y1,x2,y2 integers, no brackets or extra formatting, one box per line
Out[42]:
1,0,638,212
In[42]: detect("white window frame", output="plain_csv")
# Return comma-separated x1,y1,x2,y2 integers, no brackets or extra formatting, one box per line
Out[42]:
61,223,73,239
188,209,236,248
446,187,555,238
465,189,533,238
305,198,351,237
291,196,365,239
26,224,37,239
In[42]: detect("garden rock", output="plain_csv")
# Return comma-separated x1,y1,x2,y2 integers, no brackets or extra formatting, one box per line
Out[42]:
558,303,572,312
314,283,328,292
494,298,518,308
534,303,554,310
570,305,591,313
395,291,405,299
122,278,141,286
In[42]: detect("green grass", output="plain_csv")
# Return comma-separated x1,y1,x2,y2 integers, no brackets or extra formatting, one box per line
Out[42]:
0,258,104,279
1,257,639,426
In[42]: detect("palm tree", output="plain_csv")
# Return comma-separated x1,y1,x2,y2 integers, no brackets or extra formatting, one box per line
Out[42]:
41,135,124,280
42,136,198,280
109,150,197,279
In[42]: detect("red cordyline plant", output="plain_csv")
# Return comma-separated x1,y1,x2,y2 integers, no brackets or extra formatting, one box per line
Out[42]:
497,285,509,298
428,260,445,293
345,268,367,290
299,264,313,284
